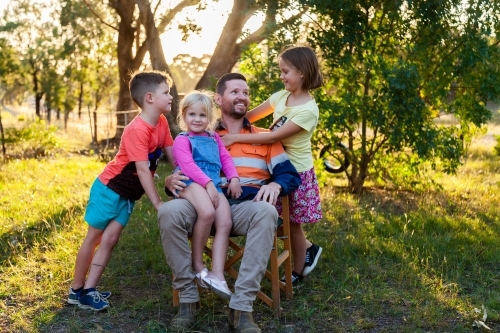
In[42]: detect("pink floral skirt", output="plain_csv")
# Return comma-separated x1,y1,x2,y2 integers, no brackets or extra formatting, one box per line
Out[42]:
276,167,323,224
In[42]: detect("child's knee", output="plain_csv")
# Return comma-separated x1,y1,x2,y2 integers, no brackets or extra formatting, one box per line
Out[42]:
198,208,216,222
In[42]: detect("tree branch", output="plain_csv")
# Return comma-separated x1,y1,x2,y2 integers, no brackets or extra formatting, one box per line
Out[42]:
82,0,118,31
157,0,201,33
240,5,309,47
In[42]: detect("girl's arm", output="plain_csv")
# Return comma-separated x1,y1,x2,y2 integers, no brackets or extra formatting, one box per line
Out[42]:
215,133,238,180
246,100,274,123
221,120,303,146
173,136,212,186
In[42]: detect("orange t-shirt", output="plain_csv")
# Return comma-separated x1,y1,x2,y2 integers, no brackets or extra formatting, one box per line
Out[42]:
98,114,173,200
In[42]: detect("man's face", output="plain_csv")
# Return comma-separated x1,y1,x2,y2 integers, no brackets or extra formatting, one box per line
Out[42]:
215,79,250,119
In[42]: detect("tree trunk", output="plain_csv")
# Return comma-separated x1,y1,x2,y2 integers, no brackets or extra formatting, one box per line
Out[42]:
31,63,43,118
78,81,83,119
349,152,369,195
195,0,254,90
0,103,5,156
135,0,179,134
112,0,143,139
35,92,43,120
195,1,307,90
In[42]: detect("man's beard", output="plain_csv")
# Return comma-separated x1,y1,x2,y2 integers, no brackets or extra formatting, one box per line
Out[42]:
222,100,248,119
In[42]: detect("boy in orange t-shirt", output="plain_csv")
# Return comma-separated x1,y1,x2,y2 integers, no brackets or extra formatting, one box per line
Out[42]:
67,70,175,311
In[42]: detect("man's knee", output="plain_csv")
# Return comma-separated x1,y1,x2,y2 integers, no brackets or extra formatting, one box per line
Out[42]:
248,201,278,232
158,199,196,231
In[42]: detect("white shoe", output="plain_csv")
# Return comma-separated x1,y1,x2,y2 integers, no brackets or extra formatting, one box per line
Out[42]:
202,271,232,299
195,267,209,288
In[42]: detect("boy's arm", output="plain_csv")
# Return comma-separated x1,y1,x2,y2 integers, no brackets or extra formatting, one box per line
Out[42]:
136,161,163,211
163,146,175,169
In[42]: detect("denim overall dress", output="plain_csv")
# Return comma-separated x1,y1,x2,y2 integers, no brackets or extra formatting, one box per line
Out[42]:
175,131,223,193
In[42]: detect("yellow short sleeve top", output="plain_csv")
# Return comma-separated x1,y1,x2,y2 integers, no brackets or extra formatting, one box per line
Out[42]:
269,90,319,172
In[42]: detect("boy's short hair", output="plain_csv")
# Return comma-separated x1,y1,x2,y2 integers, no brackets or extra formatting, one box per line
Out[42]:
216,73,247,95
280,45,323,90
129,70,173,108
177,90,218,131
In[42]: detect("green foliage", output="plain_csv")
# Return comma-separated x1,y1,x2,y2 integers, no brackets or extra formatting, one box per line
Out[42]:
239,28,302,128
494,135,500,156
3,149,500,331
302,0,500,193
2,120,60,157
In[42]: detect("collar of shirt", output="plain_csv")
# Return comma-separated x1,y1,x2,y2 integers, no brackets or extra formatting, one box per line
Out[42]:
214,117,253,134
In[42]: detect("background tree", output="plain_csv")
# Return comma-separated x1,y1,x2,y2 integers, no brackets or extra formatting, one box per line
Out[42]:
61,0,118,127
169,54,210,93
195,0,308,90
0,38,24,156
103,0,202,138
300,0,500,193
1,0,52,118
0,38,25,107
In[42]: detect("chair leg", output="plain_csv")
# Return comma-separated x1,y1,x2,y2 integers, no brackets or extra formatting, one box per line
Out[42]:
172,275,180,306
282,196,293,299
270,235,281,317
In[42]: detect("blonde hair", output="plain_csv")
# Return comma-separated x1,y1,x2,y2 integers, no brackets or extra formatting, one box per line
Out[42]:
177,90,218,131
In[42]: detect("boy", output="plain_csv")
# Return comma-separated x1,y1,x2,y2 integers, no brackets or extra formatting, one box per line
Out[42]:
67,70,175,311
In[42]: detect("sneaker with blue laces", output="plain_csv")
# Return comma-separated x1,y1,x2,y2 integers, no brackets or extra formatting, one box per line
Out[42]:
67,288,111,305
78,288,110,311
302,243,322,276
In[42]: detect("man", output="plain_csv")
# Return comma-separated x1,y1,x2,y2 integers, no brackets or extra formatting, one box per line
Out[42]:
158,73,301,333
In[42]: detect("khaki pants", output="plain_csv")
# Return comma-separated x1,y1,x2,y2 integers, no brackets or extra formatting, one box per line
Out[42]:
157,199,277,312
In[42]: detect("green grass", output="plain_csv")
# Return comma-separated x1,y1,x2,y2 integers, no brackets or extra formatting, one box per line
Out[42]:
2,145,500,332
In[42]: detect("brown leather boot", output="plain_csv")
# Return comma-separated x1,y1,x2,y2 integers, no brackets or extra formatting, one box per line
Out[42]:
171,301,200,330
228,308,261,333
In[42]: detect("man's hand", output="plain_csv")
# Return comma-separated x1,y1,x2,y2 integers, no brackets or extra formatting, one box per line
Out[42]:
254,182,281,205
165,170,189,197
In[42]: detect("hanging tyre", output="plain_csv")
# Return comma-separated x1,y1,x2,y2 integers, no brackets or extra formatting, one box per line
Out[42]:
320,142,350,174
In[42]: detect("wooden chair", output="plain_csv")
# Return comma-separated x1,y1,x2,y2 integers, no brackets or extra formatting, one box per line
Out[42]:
173,196,293,317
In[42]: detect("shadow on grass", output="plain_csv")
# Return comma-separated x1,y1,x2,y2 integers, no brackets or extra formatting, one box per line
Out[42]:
305,187,500,332
0,205,85,266
5,175,500,332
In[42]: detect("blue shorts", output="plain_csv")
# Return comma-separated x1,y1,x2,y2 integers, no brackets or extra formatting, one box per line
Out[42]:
84,178,135,230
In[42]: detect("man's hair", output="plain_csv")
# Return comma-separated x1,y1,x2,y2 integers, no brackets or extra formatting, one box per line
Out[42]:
216,73,247,95
280,45,323,90
177,90,218,131
129,70,173,108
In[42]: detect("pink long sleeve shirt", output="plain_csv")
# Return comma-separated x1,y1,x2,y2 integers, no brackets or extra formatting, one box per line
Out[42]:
173,131,238,187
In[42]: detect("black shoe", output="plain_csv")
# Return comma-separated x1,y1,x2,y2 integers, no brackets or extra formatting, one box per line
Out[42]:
281,271,303,287
303,243,322,276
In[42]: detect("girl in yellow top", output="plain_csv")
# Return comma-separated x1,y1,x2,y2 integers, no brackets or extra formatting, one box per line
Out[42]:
221,45,323,286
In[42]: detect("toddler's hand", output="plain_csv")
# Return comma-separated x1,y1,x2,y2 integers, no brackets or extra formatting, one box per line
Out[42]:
227,178,242,199
206,182,219,208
